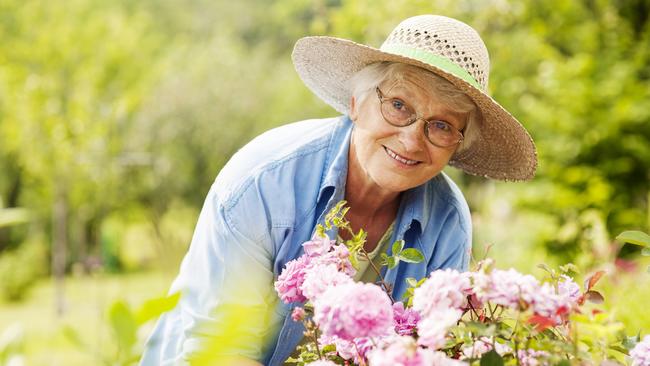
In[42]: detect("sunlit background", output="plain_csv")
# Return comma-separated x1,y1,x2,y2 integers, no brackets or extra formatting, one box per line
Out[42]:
0,0,649,364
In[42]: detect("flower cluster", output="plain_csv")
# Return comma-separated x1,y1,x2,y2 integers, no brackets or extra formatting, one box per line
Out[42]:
313,282,393,340
460,337,511,359
472,268,578,325
366,336,465,366
274,234,355,304
392,302,420,336
631,336,650,366
275,229,645,366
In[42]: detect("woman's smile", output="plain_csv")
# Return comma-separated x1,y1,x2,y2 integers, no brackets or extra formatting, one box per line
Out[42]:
383,146,421,167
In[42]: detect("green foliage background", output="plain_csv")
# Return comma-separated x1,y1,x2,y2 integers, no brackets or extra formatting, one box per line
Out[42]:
0,0,648,364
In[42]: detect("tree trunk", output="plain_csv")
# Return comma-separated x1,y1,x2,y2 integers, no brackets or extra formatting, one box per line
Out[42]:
52,185,68,316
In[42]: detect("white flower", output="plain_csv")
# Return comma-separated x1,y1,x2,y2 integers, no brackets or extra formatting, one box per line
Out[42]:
412,269,472,317
416,308,462,350
474,268,541,310
631,335,650,366
461,337,512,358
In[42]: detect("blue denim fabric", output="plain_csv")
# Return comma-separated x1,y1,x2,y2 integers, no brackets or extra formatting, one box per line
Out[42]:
140,116,471,366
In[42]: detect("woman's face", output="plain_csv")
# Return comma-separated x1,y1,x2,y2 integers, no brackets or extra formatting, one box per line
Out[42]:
349,80,466,194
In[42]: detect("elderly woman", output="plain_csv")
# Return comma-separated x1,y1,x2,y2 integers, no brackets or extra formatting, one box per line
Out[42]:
141,14,536,366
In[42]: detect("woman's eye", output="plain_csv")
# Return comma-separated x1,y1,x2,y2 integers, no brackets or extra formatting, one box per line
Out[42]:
391,99,406,111
433,121,452,132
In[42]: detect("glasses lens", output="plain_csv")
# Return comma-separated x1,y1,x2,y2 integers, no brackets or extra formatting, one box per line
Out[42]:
376,88,462,148
380,98,414,126
427,120,460,147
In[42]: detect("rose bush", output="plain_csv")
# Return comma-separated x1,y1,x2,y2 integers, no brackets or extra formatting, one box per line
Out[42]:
275,203,649,366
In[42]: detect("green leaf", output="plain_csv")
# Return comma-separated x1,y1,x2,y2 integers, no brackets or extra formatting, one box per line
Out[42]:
316,225,326,238
559,263,579,274
397,248,424,263
321,344,336,353
405,277,418,288
608,345,629,354
349,251,360,270
108,300,137,352
616,231,650,247
480,349,504,366
135,292,181,325
537,263,553,274
387,256,397,269
301,352,319,362
464,321,493,333
62,326,87,350
555,360,571,366
642,248,650,256
623,335,640,350
392,240,405,255
354,229,367,242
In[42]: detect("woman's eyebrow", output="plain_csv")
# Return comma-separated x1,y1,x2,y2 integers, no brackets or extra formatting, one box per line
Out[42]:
385,88,466,125
423,109,466,129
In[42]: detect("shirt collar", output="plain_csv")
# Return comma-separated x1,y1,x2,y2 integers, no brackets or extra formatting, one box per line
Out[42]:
397,183,428,234
317,116,352,204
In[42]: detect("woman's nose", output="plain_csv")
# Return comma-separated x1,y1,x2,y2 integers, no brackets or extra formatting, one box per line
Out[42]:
398,119,427,152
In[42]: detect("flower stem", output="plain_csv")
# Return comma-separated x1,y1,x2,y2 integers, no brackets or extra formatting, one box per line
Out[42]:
342,224,395,303
466,295,481,320
360,248,395,303
307,320,322,360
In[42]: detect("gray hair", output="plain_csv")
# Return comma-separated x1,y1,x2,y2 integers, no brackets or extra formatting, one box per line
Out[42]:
348,62,481,152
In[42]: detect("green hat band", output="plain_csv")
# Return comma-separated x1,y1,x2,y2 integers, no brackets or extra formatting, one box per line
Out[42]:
380,44,481,89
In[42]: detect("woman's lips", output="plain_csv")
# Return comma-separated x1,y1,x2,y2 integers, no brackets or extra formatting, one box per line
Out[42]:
384,146,421,166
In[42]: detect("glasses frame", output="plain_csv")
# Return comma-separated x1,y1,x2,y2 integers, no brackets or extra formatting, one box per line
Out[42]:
375,87,464,148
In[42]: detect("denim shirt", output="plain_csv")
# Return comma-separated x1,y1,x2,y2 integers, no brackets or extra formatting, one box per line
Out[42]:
140,116,471,366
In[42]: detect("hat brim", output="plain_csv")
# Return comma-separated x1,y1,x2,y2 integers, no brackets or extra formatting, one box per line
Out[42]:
292,36,537,181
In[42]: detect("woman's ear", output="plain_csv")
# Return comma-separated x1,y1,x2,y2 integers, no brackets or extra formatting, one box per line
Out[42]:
349,96,358,122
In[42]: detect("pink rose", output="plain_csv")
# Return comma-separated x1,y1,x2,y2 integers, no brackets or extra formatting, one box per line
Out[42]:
412,269,472,317
302,233,335,257
301,263,353,301
274,255,311,303
416,308,462,350
392,301,421,336
291,307,306,322
313,282,393,341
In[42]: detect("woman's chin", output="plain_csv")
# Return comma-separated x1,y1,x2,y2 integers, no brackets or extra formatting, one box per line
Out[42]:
370,172,424,193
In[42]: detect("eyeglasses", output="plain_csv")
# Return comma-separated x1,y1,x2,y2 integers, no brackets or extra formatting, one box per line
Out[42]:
375,87,464,148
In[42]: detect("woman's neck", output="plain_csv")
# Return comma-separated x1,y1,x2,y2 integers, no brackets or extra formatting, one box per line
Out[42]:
344,141,401,220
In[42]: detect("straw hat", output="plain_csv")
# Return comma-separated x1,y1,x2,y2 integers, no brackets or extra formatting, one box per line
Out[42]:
292,15,537,181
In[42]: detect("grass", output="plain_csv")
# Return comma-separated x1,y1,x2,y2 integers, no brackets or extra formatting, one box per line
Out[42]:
0,270,174,366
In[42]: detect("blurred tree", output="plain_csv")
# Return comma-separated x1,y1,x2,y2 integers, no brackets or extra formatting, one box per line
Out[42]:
0,0,647,290
0,0,174,310
0,0,330,285
483,0,650,265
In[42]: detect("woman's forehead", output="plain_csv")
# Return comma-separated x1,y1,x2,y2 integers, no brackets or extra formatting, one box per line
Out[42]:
381,79,465,119
384,79,431,100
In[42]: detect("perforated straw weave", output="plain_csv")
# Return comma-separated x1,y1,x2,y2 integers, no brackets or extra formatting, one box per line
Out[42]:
292,15,537,181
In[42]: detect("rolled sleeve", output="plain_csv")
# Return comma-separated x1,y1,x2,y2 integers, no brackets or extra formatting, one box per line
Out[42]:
140,184,282,365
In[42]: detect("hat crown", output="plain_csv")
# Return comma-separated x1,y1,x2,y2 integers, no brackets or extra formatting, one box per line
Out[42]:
381,15,490,91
